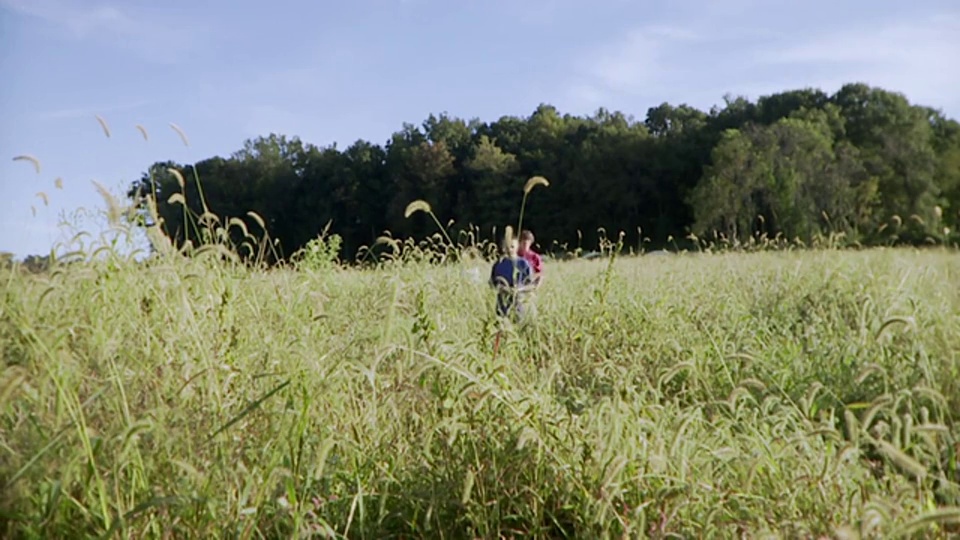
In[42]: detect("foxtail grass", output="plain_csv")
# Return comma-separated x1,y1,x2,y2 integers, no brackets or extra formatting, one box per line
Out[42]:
3,238,959,538
3,120,960,539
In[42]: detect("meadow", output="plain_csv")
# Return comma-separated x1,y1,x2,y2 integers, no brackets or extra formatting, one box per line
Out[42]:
2,235,960,539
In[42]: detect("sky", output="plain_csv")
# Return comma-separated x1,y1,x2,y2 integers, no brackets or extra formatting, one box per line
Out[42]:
1,0,959,258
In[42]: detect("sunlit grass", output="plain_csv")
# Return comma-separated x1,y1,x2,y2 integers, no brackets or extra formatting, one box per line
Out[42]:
3,116,959,538
2,243,959,538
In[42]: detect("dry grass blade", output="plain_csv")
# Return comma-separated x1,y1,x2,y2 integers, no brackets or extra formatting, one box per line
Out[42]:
100,496,188,539
523,175,550,195
737,378,767,391
195,244,240,263
246,211,266,230
94,115,111,138
228,217,250,238
206,379,291,442
889,507,960,537
875,316,915,341
404,200,432,218
856,363,886,385
13,154,41,174
0,367,29,409
875,440,927,480
461,469,475,505
169,123,190,146
374,236,400,252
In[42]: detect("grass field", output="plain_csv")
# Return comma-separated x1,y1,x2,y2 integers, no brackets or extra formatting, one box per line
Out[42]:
2,245,960,538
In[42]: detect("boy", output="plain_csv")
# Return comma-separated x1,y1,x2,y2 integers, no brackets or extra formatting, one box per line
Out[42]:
489,235,534,319
518,230,543,285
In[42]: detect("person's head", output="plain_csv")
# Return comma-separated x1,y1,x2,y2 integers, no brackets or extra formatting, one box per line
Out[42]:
501,236,519,257
519,230,534,253
501,226,519,257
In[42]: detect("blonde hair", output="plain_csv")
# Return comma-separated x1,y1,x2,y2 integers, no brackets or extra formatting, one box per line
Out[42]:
501,226,518,255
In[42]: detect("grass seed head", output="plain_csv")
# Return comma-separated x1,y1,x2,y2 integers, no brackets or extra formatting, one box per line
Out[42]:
404,200,432,218
168,168,186,189
13,154,41,174
523,175,549,195
91,180,123,225
246,211,266,230
95,115,111,138
169,123,190,146
228,217,250,238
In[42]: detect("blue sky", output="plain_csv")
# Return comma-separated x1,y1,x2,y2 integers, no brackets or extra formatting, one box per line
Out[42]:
2,0,958,258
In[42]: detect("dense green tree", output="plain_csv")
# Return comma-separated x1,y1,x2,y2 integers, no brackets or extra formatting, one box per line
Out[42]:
690,115,868,243
831,84,941,239
126,83,960,264
928,110,960,232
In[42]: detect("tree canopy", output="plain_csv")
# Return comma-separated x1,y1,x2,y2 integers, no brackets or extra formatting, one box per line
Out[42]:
126,82,960,264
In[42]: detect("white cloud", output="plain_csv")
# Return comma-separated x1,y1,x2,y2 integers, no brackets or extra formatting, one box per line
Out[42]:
587,29,663,94
2,0,130,37
0,213,65,257
241,105,308,140
184,44,373,147
36,99,160,121
478,0,577,26
562,9,960,118
758,14,959,65
0,0,205,63
560,24,720,111
753,14,960,113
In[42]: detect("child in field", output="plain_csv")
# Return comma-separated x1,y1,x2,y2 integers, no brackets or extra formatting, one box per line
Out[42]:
489,234,534,319
518,229,543,286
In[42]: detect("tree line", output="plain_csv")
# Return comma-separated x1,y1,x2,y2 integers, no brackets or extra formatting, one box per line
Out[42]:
126,82,960,264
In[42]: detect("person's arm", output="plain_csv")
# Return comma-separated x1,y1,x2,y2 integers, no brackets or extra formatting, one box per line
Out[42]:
533,253,544,286
491,260,511,290
517,261,536,292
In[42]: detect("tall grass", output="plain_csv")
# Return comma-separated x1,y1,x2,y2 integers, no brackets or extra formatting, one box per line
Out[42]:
3,118,960,538
3,240,959,537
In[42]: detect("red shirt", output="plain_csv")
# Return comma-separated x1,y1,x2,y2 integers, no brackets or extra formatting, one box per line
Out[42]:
519,249,542,274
